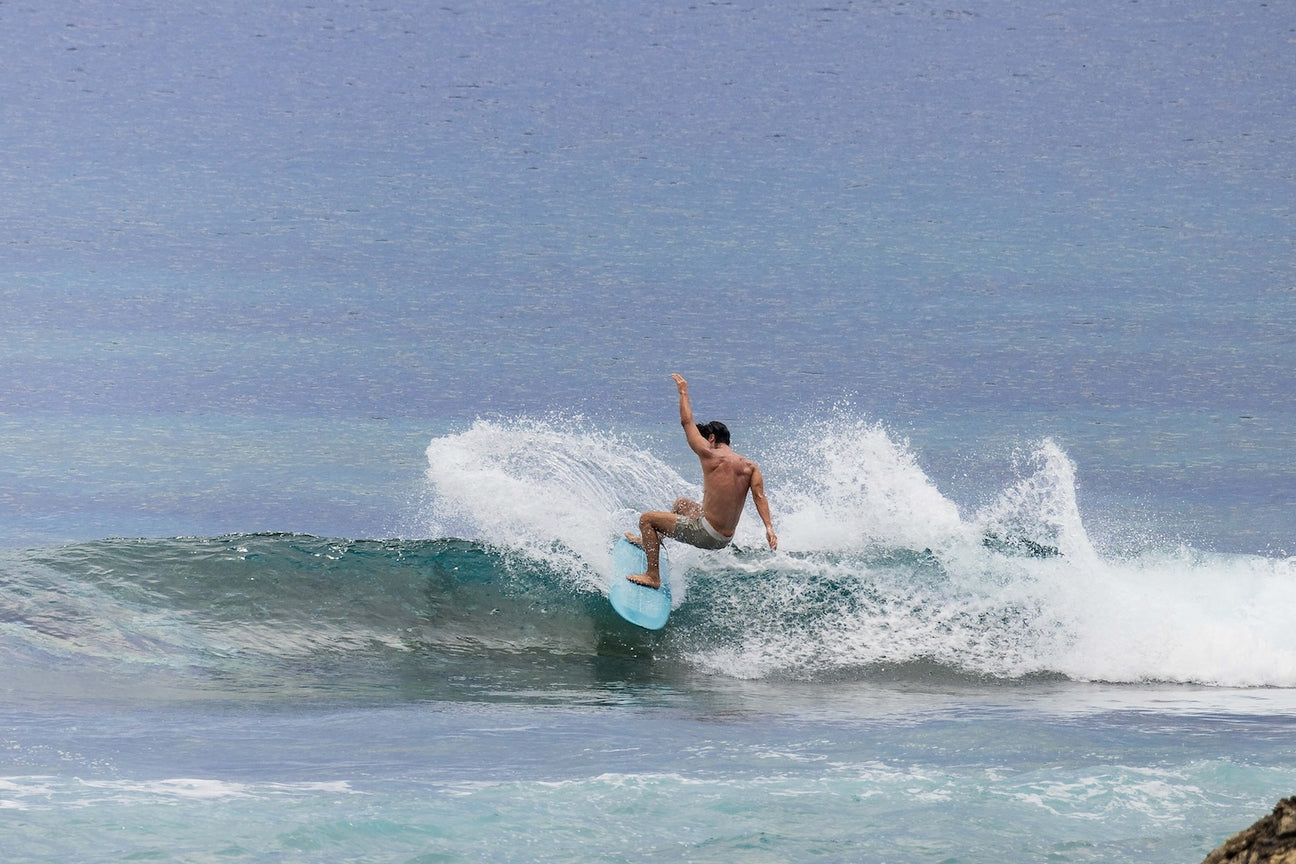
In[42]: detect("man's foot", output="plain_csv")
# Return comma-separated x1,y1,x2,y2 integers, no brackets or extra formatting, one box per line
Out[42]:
626,573,661,590
623,532,642,547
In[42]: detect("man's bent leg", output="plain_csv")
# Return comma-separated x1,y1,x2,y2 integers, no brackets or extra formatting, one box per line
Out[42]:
627,499,698,546
627,510,677,589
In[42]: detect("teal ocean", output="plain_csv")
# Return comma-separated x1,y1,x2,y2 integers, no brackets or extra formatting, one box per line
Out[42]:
3,0,1295,860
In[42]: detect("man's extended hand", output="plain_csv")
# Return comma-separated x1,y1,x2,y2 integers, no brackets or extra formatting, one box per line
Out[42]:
674,373,697,430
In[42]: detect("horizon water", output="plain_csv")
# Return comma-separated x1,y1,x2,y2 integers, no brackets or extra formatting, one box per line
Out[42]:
3,0,1295,861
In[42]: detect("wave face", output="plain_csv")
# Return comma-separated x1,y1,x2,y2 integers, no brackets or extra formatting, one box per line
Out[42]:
4,415,1294,705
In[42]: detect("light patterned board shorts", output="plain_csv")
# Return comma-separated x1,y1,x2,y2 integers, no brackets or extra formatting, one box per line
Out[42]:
672,515,732,550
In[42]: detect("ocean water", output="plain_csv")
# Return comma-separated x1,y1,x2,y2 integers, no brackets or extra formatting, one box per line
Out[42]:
3,0,1295,861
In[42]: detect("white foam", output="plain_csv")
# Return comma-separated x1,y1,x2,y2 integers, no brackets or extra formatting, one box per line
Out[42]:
420,414,1296,687
1047,549,1296,686
0,776,358,810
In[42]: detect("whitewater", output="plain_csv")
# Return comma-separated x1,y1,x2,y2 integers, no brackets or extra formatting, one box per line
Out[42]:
420,417,1296,687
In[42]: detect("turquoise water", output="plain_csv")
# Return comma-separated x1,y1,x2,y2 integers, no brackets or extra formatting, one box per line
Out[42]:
5,693,1296,862
3,0,1295,860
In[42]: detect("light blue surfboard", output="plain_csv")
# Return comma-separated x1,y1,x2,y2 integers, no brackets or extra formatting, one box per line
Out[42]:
609,535,672,630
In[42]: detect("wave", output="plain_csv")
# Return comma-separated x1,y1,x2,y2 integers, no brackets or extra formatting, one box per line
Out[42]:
3,415,1294,701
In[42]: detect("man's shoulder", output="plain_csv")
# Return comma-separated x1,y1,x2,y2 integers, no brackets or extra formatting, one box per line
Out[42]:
727,450,758,475
701,447,748,468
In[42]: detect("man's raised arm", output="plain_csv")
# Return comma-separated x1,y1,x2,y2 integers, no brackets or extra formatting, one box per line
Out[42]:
673,374,709,455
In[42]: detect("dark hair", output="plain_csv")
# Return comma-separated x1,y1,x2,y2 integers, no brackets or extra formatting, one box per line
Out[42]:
696,420,731,445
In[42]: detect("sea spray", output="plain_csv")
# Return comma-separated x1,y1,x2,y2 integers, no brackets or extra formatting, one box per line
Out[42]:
767,414,967,554
422,416,693,593
973,438,1095,562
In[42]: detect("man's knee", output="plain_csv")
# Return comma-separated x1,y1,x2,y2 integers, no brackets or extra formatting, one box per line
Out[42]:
640,510,676,536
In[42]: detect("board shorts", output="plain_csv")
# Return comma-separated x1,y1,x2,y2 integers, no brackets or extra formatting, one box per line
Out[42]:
672,515,732,550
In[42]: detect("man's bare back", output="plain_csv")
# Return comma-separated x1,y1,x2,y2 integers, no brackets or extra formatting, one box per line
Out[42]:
694,442,758,537
624,374,777,589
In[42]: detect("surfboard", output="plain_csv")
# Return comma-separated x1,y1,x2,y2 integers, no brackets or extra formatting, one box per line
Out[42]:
609,535,672,630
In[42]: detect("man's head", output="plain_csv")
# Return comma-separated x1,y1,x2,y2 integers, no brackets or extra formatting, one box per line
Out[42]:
696,420,731,446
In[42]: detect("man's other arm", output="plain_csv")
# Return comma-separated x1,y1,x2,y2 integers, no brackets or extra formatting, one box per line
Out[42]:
750,464,778,550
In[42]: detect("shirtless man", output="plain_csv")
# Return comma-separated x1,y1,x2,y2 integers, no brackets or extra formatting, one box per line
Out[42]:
625,374,778,588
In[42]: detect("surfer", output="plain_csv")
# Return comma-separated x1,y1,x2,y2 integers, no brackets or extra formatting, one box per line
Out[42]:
625,374,778,588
